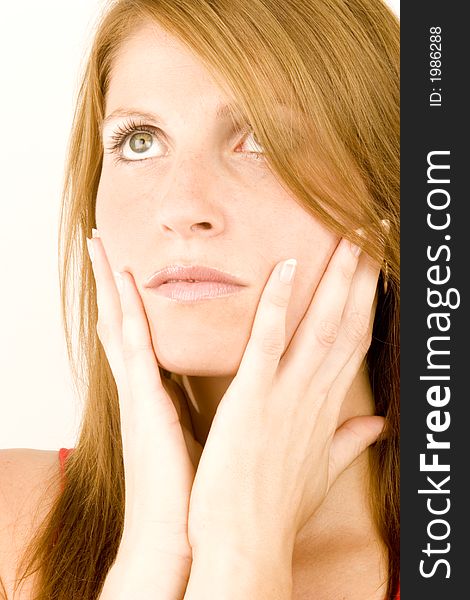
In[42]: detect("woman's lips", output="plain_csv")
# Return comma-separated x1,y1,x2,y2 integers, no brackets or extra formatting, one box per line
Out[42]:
150,280,244,302
144,264,246,303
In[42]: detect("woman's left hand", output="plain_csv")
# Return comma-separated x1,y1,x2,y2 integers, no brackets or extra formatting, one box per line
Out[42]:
186,231,386,560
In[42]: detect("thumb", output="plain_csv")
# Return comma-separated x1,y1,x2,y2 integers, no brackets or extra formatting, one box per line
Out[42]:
328,416,386,485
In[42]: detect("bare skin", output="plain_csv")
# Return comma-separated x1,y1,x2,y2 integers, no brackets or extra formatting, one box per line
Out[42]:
95,21,389,598
172,340,389,599
0,449,61,598
88,231,388,598
0,20,391,600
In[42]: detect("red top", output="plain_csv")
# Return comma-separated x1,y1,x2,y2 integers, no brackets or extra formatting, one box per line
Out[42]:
58,448,400,599
58,447,73,488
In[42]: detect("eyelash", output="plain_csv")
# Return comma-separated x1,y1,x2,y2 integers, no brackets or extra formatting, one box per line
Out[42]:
104,117,265,166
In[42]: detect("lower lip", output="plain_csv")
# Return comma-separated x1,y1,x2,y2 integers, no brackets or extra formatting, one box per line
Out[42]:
150,281,244,302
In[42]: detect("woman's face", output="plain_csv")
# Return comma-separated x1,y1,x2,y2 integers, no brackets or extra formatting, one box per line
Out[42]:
96,22,340,376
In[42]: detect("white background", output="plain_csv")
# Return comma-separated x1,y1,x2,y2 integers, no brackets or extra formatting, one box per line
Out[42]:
0,1,400,450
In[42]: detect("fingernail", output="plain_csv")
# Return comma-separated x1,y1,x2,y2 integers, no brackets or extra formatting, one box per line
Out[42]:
92,228,100,238
114,271,124,295
86,237,94,263
279,259,297,284
349,228,364,257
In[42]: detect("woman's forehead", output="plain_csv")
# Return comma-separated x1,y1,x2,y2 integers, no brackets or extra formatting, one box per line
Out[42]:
104,19,305,140
110,22,210,83
106,23,230,112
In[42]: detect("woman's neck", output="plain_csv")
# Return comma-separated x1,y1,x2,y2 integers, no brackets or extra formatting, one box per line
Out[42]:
175,362,376,449
172,366,388,594
174,373,234,445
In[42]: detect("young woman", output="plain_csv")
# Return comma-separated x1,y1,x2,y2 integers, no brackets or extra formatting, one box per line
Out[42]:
0,0,399,598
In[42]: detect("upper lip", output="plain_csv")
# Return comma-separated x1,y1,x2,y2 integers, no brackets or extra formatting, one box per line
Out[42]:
144,265,246,288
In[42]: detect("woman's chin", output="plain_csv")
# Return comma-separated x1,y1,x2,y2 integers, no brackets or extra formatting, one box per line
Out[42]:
151,330,247,377
156,354,240,377
145,297,256,376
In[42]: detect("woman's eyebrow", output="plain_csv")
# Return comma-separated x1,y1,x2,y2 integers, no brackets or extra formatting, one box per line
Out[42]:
100,103,247,136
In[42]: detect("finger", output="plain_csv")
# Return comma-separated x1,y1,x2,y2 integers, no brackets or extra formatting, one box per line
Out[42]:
115,270,179,427
87,232,128,389
88,232,123,342
327,415,386,486
89,232,179,431
313,220,389,399
278,234,363,385
321,288,378,428
311,248,382,398
236,259,297,392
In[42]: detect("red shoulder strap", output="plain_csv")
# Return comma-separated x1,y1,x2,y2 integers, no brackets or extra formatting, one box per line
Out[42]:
52,448,74,548
58,448,73,487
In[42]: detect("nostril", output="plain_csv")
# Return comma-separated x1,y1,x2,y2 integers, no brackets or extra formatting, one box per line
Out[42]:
191,222,212,231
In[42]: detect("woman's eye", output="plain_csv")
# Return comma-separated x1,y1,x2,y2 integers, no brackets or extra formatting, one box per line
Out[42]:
239,130,265,157
106,120,265,165
121,131,161,161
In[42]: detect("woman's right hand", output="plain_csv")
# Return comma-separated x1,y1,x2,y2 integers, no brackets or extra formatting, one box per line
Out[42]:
87,229,202,599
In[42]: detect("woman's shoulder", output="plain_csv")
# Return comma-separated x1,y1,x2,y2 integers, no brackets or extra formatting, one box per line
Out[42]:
0,449,62,596
0,448,61,499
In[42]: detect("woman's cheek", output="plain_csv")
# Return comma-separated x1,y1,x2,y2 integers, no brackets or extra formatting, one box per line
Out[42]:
283,251,333,349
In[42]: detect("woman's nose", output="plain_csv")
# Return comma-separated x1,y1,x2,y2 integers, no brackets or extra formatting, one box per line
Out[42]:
156,153,225,239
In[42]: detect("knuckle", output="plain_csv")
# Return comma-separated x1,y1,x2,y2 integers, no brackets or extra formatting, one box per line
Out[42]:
315,319,340,347
359,331,373,355
269,290,290,309
339,260,355,282
122,340,153,362
343,312,369,345
257,330,285,358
